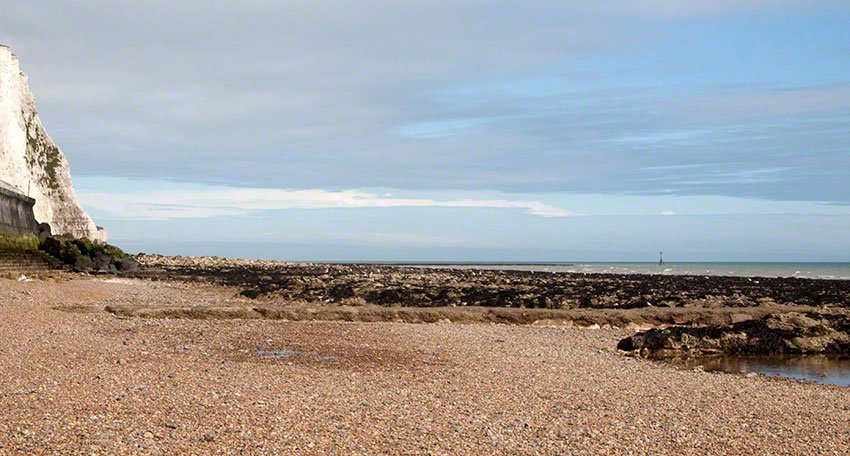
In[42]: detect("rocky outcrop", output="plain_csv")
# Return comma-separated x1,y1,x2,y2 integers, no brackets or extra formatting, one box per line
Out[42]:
134,254,850,309
0,45,105,241
618,312,850,356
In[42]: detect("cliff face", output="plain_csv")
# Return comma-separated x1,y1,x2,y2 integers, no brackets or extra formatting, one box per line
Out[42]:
0,45,105,241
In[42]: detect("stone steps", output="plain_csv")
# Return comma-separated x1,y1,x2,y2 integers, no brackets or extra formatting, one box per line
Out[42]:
0,250,62,276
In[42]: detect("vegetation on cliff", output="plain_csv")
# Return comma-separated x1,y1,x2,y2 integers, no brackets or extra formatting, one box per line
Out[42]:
23,110,63,192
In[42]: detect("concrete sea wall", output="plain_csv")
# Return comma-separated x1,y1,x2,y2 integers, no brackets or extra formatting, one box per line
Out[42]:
0,181,38,237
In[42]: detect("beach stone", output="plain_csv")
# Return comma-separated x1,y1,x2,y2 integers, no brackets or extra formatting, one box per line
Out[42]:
202,430,217,442
3,272,850,454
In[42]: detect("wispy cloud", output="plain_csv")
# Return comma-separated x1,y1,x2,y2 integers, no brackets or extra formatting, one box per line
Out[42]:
78,187,573,220
327,232,489,248
396,117,499,139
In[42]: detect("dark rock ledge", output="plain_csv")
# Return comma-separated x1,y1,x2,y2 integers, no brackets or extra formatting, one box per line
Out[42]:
618,312,850,357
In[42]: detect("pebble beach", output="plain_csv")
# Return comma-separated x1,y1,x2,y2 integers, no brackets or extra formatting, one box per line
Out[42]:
1,276,849,455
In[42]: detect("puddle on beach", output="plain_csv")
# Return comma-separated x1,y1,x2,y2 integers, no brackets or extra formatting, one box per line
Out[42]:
99,278,136,284
679,355,850,387
258,349,300,359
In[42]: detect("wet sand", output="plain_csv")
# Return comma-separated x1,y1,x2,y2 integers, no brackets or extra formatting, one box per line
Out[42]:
1,275,849,455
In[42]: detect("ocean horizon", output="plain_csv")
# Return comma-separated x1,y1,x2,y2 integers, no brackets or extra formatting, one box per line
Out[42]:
391,261,850,280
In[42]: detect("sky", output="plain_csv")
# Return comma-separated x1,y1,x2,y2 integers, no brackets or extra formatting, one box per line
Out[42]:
2,0,849,261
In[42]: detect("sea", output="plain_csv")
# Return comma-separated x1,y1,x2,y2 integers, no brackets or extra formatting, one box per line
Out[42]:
680,355,850,387
402,262,850,280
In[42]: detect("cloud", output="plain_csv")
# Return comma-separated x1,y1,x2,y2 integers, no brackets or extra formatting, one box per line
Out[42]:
662,168,793,186
2,1,849,206
325,232,488,248
78,187,573,220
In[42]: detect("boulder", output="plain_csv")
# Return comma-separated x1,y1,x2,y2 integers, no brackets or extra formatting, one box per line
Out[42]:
116,257,139,272
92,251,111,271
37,222,52,241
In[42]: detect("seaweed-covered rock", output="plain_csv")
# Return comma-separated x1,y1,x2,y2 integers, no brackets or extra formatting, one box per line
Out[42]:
72,237,93,256
44,238,81,267
38,235,137,273
618,312,850,356
60,242,82,265
74,254,93,270
132,255,850,309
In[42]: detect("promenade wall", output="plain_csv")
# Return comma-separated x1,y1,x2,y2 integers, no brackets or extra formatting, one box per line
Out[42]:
0,180,38,237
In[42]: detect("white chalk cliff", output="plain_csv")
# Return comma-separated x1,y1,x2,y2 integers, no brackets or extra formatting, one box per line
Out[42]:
0,45,105,241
